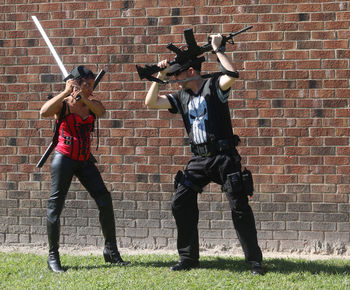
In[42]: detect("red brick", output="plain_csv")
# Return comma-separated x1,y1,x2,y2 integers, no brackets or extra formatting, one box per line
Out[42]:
1,0,350,253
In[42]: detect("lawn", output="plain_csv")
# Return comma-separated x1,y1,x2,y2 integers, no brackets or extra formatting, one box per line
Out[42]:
0,252,349,289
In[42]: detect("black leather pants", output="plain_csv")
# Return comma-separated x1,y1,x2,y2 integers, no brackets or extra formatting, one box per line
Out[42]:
47,151,116,253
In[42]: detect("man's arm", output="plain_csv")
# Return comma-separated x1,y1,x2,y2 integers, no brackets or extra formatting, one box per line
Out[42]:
210,34,237,91
145,60,172,109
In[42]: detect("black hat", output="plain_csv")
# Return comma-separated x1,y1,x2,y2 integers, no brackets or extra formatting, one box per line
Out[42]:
166,63,189,76
69,66,95,80
166,58,203,76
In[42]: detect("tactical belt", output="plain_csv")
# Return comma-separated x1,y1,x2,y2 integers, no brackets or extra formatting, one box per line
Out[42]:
190,136,240,157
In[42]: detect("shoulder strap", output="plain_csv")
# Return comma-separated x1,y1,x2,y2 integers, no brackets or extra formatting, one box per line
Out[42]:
59,101,67,121
53,101,66,142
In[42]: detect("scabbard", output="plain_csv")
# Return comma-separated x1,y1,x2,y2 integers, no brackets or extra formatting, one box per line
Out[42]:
36,141,56,168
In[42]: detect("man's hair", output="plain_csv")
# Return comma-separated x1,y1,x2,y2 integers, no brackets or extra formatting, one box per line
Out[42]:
190,60,202,73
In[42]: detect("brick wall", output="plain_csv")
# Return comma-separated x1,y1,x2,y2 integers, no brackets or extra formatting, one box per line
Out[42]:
1,1,349,255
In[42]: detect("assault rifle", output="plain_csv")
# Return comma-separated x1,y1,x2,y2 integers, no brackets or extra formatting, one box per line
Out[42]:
36,70,105,168
136,26,252,84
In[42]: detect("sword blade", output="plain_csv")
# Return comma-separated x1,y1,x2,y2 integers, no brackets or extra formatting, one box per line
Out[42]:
32,16,69,78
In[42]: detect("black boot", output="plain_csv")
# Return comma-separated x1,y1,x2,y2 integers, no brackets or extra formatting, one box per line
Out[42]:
97,195,130,265
47,218,64,272
250,261,264,275
47,251,64,273
170,260,199,271
103,243,130,265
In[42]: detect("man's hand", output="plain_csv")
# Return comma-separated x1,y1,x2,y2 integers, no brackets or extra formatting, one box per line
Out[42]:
145,59,172,109
156,60,170,80
210,34,224,52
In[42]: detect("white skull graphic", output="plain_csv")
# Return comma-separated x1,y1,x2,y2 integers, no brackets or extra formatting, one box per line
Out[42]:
188,95,208,144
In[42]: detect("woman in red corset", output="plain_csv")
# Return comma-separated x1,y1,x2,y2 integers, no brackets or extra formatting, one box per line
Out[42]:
40,66,129,272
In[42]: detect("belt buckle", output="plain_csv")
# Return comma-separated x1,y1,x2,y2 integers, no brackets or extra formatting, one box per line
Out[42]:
200,144,212,157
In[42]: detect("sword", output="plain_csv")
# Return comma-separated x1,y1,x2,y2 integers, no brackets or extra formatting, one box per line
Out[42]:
32,15,106,167
31,16,69,79
32,16,101,100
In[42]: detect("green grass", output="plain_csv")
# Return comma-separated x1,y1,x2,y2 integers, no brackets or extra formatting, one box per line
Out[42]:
0,252,349,289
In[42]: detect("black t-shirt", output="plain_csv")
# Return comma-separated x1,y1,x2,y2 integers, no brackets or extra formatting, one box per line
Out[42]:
166,76,234,145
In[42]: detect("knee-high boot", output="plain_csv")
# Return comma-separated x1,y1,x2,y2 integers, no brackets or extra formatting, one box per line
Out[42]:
47,220,64,272
98,197,129,265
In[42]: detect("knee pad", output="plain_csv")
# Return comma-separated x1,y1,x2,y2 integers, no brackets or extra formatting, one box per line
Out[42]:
174,170,202,193
241,168,254,196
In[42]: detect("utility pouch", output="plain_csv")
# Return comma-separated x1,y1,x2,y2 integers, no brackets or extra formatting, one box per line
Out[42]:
223,171,243,195
241,167,254,196
174,170,183,190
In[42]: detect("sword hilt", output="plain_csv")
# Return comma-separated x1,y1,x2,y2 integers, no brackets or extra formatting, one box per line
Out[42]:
75,69,105,101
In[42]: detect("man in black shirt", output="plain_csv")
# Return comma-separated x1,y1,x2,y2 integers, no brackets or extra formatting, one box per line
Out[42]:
145,34,263,275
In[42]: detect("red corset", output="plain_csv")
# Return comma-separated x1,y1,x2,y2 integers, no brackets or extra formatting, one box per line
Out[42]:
55,113,95,161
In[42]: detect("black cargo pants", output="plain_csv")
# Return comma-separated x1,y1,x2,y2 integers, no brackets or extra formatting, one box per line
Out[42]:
171,149,262,263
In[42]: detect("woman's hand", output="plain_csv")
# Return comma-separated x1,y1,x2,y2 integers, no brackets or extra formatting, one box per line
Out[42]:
63,79,77,95
73,78,95,101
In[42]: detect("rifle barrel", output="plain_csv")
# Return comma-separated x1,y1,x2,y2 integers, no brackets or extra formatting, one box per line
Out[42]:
229,25,253,37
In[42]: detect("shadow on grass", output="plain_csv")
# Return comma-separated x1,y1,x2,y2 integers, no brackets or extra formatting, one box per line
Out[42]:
64,264,118,271
132,256,350,275
131,257,248,272
30,252,349,275
264,258,350,275
64,257,246,272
